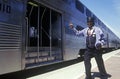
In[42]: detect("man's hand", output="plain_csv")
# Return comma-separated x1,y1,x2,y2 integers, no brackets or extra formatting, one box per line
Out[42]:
69,23,74,29
96,43,102,50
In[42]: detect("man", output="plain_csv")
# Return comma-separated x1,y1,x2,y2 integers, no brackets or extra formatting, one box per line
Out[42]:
69,17,110,79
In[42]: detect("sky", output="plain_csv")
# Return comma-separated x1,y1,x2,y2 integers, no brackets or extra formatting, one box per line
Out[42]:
80,0,120,39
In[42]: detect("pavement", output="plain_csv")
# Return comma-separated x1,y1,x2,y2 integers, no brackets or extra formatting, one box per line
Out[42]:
79,49,120,79
27,49,120,79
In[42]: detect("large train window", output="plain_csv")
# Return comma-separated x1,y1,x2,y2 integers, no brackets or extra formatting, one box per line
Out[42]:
75,0,84,13
86,8,91,17
98,19,101,26
0,3,2,11
25,1,63,68
93,15,97,24
26,2,38,46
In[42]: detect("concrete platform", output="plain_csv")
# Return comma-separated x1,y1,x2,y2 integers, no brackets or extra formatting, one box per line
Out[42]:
79,49,120,79
27,49,120,79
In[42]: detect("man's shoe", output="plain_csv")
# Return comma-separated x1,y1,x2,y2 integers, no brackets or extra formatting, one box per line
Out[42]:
101,73,111,78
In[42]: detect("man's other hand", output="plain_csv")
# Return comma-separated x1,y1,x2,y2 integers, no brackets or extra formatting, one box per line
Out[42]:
69,23,74,29
96,43,102,50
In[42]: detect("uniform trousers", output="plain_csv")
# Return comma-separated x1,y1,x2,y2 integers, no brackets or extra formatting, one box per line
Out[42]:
84,48,107,79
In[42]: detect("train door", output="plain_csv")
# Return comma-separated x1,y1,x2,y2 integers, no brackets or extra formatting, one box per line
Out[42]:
25,0,63,68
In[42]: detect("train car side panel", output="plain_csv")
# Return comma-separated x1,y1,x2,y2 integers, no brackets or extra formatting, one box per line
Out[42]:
0,0,26,74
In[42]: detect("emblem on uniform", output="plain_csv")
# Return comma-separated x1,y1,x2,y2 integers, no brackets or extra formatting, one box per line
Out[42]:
92,34,96,37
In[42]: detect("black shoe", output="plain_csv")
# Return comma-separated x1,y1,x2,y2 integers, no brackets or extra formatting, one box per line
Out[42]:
101,73,111,78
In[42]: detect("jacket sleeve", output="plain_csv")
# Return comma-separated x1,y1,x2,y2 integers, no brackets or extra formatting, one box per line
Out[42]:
95,27,106,48
99,28,106,45
72,27,84,36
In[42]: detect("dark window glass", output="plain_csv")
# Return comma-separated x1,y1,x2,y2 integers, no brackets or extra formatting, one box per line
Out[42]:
6,5,11,13
86,8,91,17
0,3,1,11
93,15,97,23
98,19,101,25
75,0,84,13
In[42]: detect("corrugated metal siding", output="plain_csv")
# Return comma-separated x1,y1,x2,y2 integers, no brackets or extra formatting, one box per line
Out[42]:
0,22,22,52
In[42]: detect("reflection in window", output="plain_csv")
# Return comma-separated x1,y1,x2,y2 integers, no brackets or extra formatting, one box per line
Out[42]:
29,27,37,38
86,8,91,17
75,0,84,13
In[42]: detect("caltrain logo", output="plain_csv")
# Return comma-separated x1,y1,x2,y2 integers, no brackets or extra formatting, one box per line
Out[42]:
0,0,11,14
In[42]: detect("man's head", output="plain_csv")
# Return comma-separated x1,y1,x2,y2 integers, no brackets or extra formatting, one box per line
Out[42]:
87,17,95,28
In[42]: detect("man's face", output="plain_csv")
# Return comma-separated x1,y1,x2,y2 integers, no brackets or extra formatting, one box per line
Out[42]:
87,21,94,28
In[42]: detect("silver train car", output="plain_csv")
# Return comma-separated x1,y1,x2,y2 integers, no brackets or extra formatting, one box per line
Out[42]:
0,0,120,75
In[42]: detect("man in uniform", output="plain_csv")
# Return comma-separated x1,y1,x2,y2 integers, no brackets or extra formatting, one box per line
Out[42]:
69,17,110,79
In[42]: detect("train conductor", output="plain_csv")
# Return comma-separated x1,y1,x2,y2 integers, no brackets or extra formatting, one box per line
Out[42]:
69,17,110,79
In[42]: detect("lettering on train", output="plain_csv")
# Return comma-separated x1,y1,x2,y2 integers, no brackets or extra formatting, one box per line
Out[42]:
0,2,11,14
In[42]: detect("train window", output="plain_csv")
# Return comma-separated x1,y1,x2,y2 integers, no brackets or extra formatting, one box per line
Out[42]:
40,7,50,46
0,3,11,14
6,5,11,13
93,15,97,23
86,8,91,17
0,3,1,11
26,3,38,46
62,0,72,5
51,10,62,47
98,19,101,26
75,0,84,13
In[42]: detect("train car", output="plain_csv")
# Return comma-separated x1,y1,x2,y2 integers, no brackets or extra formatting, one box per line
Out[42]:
0,0,120,75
